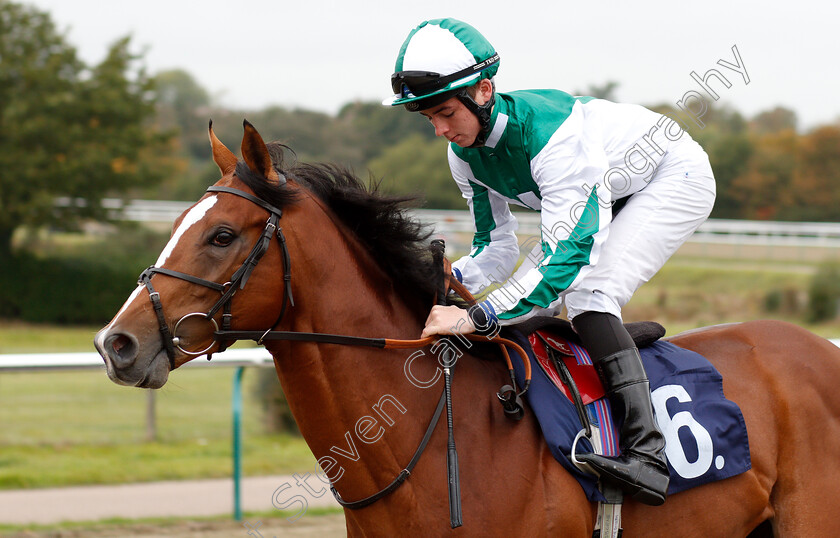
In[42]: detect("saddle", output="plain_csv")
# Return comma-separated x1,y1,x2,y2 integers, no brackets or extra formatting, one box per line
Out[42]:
515,316,666,349
515,317,665,405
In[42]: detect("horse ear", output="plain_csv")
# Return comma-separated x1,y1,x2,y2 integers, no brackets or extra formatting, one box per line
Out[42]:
242,120,280,181
241,119,280,182
208,120,237,176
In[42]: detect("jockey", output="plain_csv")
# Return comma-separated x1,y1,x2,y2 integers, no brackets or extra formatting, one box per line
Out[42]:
384,18,716,506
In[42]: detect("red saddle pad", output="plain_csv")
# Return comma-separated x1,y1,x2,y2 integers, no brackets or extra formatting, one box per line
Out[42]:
528,329,606,405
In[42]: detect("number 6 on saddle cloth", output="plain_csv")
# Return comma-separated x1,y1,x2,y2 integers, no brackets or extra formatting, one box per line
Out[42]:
502,319,752,503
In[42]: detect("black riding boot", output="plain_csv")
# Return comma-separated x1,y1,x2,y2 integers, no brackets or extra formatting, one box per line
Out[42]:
577,347,670,506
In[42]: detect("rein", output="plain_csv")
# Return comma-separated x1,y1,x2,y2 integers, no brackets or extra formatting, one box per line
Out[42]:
138,185,532,520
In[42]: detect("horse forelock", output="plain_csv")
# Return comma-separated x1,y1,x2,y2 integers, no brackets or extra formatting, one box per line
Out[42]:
230,146,438,300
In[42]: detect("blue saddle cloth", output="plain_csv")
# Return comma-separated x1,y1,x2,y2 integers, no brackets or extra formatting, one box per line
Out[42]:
505,330,752,502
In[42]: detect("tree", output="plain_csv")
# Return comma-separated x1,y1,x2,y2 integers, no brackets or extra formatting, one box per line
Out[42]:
730,130,798,220
789,126,840,221
701,133,754,219
0,1,172,255
368,134,460,209
750,106,798,135
338,100,435,163
155,69,211,160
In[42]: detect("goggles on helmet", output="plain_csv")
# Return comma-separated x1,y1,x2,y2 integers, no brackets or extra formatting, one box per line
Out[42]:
391,52,500,99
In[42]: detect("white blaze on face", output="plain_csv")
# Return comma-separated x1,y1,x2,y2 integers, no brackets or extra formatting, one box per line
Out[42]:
156,195,219,267
97,195,220,345
96,284,144,350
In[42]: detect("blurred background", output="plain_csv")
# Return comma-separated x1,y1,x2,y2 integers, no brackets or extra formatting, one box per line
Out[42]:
1,0,839,535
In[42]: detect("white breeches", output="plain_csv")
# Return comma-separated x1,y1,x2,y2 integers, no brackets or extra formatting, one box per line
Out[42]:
562,138,716,320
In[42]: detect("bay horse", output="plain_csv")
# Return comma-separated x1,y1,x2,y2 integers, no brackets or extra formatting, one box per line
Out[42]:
94,121,840,537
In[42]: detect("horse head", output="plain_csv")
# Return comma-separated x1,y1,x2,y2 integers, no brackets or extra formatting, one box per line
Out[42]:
95,120,437,390
94,121,298,388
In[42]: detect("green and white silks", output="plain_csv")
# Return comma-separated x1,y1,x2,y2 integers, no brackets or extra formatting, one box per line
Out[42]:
449,90,716,323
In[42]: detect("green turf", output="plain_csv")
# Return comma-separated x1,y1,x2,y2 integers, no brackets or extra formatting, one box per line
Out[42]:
0,367,316,490
0,368,264,444
0,434,316,489
0,322,104,353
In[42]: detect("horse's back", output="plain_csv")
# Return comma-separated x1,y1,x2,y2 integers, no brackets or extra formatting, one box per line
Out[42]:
664,320,840,536
669,320,840,421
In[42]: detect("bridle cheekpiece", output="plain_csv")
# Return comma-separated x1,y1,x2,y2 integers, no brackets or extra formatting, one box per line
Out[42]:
138,185,294,369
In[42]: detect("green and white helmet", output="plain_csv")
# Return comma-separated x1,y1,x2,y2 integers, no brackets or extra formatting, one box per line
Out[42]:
383,18,500,111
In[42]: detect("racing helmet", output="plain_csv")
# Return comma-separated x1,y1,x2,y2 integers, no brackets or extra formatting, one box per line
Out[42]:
384,18,500,146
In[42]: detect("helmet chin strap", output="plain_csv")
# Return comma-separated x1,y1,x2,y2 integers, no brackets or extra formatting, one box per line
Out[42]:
456,80,496,148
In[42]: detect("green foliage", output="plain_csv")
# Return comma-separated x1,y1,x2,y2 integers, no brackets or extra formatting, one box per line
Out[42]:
147,76,435,201
749,106,798,134
188,106,365,173
337,100,435,163
0,1,173,252
650,101,840,222
369,134,461,208
161,99,433,172
703,133,754,219
762,288,802,316
155,68,211,161
807,262,840,323
0,226,168,324
0,250,134,324
165,159,224,201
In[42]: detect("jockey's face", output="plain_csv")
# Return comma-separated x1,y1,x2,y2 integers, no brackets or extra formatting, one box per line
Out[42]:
420,80,493,148
420,98,481,147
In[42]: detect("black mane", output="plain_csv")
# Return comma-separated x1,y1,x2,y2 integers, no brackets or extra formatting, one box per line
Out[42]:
234,143,439,299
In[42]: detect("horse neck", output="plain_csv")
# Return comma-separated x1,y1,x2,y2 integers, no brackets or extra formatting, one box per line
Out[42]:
282,192,427,338
264,193,433,482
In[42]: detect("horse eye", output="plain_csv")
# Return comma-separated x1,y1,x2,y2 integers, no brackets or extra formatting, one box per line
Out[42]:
210,230,236,247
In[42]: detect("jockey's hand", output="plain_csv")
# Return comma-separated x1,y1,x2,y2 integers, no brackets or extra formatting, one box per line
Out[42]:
421,305,475,338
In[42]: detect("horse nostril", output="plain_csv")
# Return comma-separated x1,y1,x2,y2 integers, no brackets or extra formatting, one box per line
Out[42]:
113,335,130,353
106,333,139,368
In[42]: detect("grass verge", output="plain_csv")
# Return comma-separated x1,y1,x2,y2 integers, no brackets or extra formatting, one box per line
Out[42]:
0,321,104,353
0,434,316,490
0,367,314,490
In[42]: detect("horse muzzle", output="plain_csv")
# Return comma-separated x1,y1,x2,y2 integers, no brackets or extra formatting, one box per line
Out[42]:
94,326,170,389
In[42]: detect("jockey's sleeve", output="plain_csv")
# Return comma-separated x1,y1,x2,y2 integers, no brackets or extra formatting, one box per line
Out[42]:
448,146,520,296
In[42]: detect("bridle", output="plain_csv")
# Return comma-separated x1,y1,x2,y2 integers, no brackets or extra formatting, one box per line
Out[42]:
136,182,531,525
138,186,293,369
138,184,526,367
